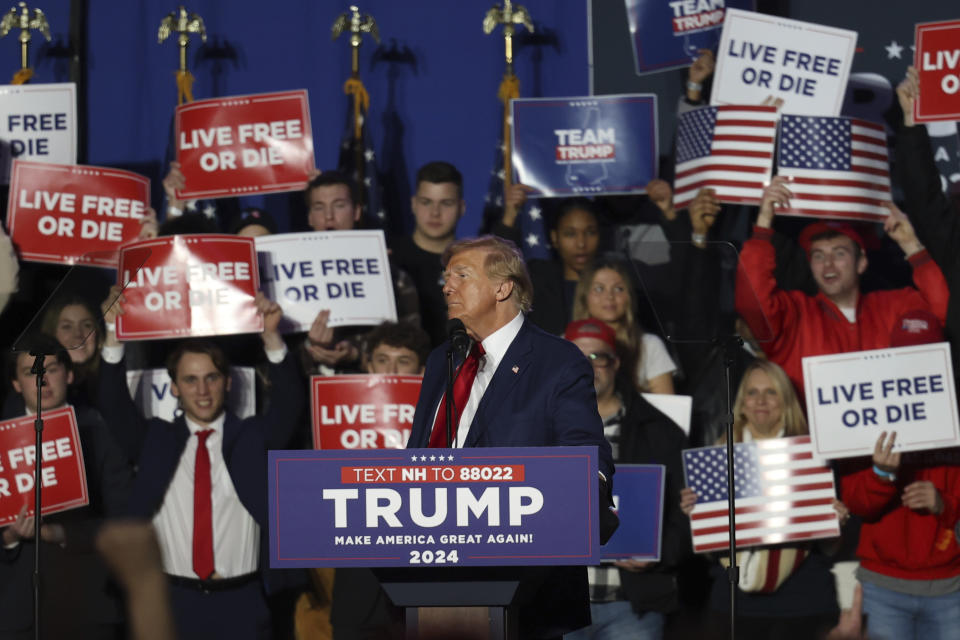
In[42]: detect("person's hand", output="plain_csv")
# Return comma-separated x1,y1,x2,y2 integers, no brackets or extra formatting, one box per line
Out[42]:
102,285,125,347
902,480,943,515
873,431,901,474
2,505,33,546
757,176,792,228
689,188,721,235
832,499,851,527
502,183,533,227
614,559,654,572
307,167,322,182
138,207,158,240
306,310,358,366
161,161,185,211
688,48,715,85
646,179,675,219
308,309,335,348
680,487,698,516
255,292,284,351
882,202,923,257
761,95,785,109
825,582,864,640
896,65,919,128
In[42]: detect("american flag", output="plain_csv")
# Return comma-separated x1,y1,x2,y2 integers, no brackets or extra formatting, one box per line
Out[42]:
673,105,778,210
682,435,839,554
338,108,388,230
776,115,891,222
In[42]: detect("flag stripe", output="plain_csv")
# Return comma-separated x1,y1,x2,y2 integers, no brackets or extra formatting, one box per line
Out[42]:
696,529,841,552
695,513,838,536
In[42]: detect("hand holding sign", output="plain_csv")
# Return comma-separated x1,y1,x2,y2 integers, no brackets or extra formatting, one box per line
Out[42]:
897,66,920,128
756,176,793,228
873,431,901,474
902,480,943,514
882,203,923,258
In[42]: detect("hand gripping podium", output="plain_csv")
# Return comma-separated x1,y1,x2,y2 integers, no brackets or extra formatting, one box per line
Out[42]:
268,446,603,640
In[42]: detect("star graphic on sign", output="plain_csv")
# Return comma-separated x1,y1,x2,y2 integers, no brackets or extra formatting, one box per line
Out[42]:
365,148,375,161
202,204,216,217
420,455,427,461
410,455,418,462
447,455,454,461
885,40,904,59
528,206,541,221
429,455,436,461
185,200,198,212
526,233,539,247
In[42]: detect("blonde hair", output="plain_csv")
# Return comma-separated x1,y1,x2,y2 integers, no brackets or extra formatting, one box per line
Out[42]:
722,360,807,443
441,235,534,313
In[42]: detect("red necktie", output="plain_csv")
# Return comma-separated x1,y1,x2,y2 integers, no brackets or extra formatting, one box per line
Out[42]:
429,342,485,448
193,429,215,580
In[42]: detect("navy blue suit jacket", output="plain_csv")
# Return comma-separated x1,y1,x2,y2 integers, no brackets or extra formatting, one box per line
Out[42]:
408,318,614,637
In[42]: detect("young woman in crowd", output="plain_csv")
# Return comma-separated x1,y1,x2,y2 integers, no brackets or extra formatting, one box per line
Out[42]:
573,259,677,394
40,293,105,405
680,359,841,639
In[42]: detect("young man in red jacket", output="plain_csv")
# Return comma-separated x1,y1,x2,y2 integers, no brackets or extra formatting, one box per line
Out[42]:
840,311,960,640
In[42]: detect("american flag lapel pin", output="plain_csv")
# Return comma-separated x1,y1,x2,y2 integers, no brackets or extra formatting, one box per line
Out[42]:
511,365,519,374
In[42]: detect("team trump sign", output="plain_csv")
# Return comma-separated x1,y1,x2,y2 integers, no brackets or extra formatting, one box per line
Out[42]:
6,160,149,267
175,90,314,198
0,407,89,526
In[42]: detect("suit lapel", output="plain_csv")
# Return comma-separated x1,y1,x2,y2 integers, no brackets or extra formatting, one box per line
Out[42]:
465,322,534,447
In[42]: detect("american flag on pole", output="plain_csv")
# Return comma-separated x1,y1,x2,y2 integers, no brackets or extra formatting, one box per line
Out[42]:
682,435,839,553
775,115,891,222
673,104,778,210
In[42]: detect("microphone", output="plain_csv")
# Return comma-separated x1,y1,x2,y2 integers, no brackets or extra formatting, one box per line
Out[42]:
447,318,471,358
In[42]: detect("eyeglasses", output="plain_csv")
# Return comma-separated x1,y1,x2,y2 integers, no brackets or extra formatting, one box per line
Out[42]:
585,352,615,368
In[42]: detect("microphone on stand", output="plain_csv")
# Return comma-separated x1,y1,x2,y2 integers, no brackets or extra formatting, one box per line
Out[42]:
445,318,470,448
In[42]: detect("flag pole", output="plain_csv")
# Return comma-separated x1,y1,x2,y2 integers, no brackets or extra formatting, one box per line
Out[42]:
0,1,52,85
157,5,207,106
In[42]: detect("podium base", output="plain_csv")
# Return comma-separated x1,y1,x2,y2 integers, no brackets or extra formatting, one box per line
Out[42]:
406,606,517,640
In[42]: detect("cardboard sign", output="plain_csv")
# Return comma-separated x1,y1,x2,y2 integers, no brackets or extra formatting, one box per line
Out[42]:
311,374,421,450
712,9,856,116
914,20,960,123
601,464,664,561
175,90,314,199
256,231,397,331
643,393,693,435
268,446,600,568
0,82,77,183
803,343,960,459
116,234,262,340
624,0,756,74
126,366,256,421
0,407,89,526
511,95,658,197
6,160,149,267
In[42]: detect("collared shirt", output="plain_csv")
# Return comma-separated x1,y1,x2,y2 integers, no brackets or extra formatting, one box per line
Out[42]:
432,312,524,448
152,412,260,578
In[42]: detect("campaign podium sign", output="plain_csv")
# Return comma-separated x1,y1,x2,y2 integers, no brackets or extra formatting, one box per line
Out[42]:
256,231,397,332
914,20,960,123
0,407,89,526
116,234,262,340
624,0,755,74
7,160,149,267
127,366,256,421
268,446,600,569
175,90,314,199
311,374,421,450
0,82,76,182
803,343,960,459
511,95,658,197
601,464,664,561
712,9,856,116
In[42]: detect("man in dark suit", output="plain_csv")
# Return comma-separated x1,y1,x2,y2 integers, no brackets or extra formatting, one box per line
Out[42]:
96,292,304,640
406,235,615,638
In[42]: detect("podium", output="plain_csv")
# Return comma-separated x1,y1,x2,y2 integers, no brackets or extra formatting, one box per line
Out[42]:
268,446,603,640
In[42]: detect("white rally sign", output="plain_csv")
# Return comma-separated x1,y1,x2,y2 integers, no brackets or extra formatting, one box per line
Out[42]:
802,343,960,459
256,230,397,333
0,83,77,183
126,367,256,421
712,9,856,116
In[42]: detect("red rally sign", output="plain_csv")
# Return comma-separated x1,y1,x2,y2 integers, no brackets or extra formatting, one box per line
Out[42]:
311,374,422,450
175,89,314,199
116,234,263,340
6,160,149,267
914,20,960,123
0,407,89,526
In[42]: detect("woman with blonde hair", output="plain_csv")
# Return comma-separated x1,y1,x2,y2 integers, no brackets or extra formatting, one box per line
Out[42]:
572,258,676,394
680,358,843,639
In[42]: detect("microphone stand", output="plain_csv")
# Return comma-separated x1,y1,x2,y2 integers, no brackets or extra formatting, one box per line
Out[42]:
718,335,743,640
445,345,455,449
28,352,47,640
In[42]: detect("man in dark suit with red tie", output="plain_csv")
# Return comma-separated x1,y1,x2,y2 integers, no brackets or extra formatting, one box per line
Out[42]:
96,292,304,640
406,235,616,639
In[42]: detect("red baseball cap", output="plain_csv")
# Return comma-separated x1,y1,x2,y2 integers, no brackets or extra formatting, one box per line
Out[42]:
890,309,944,347
798,221,866,257
564,318,617,352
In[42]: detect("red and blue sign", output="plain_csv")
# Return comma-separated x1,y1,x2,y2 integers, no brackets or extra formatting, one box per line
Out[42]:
511,95,658,197
268,446,600,568
625,0,756,74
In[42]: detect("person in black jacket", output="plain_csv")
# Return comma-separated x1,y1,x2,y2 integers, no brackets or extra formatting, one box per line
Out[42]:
563,318,688,639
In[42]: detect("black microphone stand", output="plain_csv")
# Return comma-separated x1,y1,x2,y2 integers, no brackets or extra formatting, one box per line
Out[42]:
718,335,743,640
445,346,455,448
28,351,48,640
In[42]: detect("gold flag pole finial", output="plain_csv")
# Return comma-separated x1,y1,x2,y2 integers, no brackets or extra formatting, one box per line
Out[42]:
332,5,379,140
0,2,52,85
158,5,207,106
